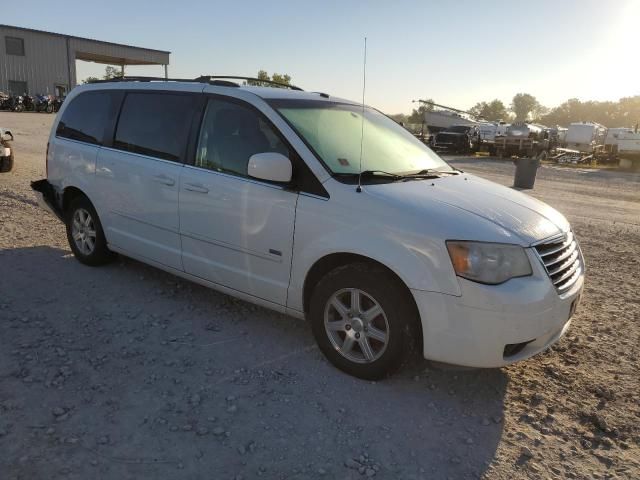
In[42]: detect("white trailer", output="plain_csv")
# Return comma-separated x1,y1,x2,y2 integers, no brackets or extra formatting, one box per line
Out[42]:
604,127,634,151
565,122,607,152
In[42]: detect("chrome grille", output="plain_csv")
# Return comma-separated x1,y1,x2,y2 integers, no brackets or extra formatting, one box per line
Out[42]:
534,231,582,293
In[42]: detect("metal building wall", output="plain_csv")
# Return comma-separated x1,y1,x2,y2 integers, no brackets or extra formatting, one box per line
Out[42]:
0,26,71,95
0,25,170,96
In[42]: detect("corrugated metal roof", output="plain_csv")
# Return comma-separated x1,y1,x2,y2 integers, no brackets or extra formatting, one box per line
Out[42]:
0,24,170,54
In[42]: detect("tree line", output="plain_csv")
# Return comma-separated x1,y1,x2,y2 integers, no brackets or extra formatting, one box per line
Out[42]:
81,68,639,129
395,93,640,128
82,67,293,88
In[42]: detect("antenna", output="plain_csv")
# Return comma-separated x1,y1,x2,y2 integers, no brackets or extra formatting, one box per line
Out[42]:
356,37,367,193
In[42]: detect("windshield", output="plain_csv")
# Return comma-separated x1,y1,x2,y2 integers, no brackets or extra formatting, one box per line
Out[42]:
445,125,471,133
270,100,452,175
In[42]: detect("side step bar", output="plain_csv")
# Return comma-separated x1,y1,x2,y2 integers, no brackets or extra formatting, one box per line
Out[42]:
31,179,65,222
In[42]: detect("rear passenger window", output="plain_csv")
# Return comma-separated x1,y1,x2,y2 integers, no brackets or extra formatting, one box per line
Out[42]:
56,92,112,145
195,98,290,176
114,93,196,162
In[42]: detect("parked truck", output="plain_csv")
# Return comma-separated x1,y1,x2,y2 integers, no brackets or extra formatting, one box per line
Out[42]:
493,122,550,158
432,124,482,153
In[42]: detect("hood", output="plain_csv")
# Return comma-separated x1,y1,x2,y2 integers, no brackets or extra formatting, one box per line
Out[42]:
366,173,569,245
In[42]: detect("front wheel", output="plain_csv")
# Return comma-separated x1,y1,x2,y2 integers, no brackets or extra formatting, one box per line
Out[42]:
309,263,418,380
65,196,115,266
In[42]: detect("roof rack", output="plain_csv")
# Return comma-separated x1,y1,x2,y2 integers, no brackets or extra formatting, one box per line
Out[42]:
88,76,199,84
90,75,303,91
195,76,303,91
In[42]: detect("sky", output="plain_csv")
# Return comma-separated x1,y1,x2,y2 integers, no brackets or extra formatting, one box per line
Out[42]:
4,0,639,113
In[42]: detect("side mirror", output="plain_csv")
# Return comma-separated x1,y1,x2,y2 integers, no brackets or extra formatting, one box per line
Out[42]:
248,152,292,183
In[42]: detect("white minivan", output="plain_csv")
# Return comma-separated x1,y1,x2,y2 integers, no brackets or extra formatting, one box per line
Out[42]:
32,76,584,379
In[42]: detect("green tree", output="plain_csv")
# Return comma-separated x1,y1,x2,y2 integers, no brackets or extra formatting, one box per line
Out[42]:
81,65,123,84
469,99,508,121
389,113,408,124
408,99,435,124
539,96,640,128
511,93,542,121
247,70,292,88
81,76,101,84
104,65,123,80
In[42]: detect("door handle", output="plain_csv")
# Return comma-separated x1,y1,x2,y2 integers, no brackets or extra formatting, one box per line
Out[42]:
184,183,209,194
152,174,175,186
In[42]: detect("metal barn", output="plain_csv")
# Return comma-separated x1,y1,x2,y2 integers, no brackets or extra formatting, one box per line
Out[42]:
0,24,170,97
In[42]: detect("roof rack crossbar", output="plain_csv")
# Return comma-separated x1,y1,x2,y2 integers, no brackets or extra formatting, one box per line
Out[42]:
88,76,200,84
195,75,303,91
89,75,304,91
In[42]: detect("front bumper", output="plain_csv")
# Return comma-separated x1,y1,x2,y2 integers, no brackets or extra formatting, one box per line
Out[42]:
412,249,584,368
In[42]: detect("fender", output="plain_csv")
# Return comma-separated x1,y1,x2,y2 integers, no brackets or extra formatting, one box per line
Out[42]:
287,191,463,313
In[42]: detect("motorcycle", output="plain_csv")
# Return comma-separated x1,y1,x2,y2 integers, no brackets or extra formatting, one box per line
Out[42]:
35,94,54,113
13,95,25,112
22,94,35,112
53,96,65,113
0,94,24,112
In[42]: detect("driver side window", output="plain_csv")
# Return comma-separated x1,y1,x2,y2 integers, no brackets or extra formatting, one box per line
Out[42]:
196,98,290,177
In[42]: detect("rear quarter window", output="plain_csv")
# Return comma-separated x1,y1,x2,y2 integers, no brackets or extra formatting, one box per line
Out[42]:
113,92,196,162
56,92,113,145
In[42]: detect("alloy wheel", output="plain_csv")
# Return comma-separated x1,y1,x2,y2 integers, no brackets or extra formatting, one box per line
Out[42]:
323,288,389,364
71,208,97,255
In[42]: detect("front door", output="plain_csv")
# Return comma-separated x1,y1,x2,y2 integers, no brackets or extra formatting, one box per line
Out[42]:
96,91,199,270
179,97,298,305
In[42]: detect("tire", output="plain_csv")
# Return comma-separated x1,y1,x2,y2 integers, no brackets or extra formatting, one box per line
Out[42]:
309,263,419,380
46,104,54,113
65,195,115,266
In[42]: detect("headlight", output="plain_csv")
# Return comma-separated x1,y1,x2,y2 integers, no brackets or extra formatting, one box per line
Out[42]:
446,241,532,285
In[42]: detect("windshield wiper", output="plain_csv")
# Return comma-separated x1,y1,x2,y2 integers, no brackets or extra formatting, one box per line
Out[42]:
360,170,404,180
404,168,460,177
335,170,404,181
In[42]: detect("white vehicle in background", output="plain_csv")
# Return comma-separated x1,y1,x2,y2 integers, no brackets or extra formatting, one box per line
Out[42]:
32,76,584,379
478,122,498,143
495,121,509,137
424,109,476,131
0,128,14,173
565,122,607,152
617,130,640,168
556,127,568,147
604,127,635,154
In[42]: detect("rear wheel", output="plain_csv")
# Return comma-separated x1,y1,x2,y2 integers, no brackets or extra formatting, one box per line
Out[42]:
65,196,115,266
309,263,418,380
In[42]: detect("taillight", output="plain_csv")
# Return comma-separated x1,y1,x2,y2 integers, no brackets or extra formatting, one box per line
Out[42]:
46,141,49,177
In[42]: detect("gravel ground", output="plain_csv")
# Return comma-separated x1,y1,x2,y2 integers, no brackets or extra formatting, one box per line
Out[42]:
1,111,639,480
